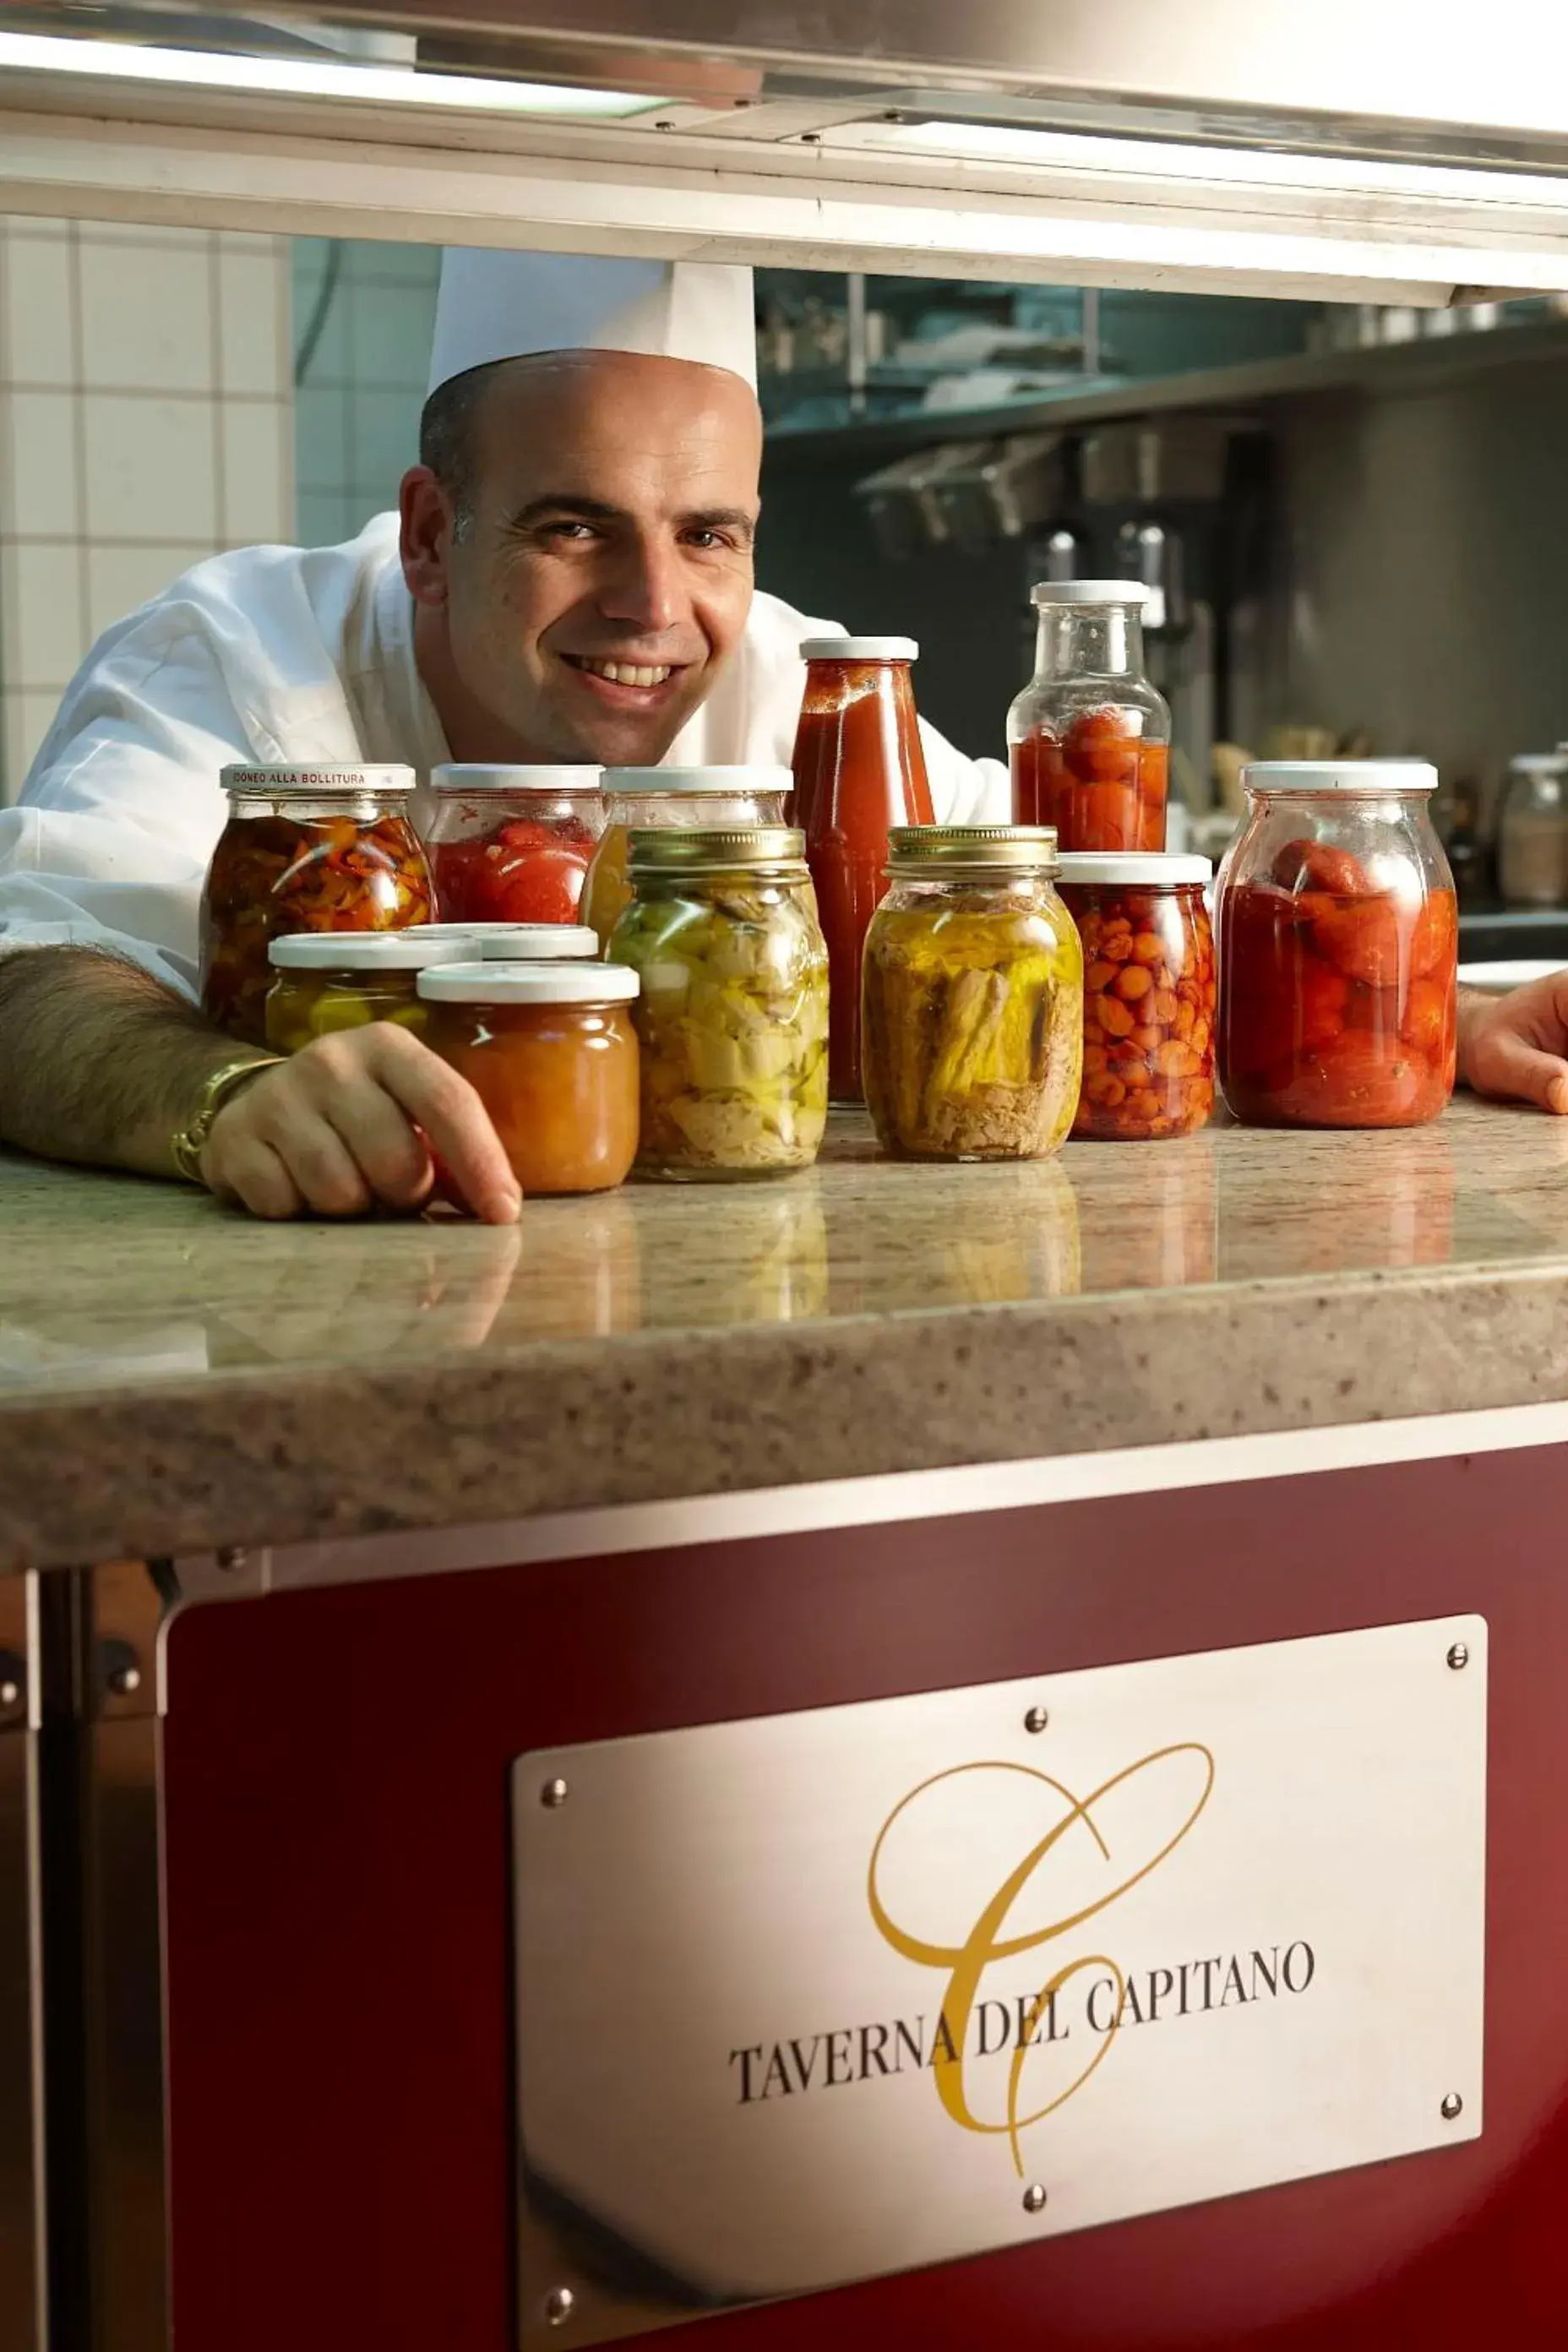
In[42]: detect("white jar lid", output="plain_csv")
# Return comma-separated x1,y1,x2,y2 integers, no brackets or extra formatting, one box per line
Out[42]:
1057,852,1212,886
418,960,640,1004
798,635,918,661
602,765,793,795
412,923,598,956
1030,581,1154,607
222,762,414,793
429,764,602,791
1243,759,1439,794
267,931,470,970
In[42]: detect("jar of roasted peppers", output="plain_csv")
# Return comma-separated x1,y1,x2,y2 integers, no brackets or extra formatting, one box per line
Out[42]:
1217,760,1458,1129
1009,583,1170,852
792,635,935,1105
417,961,641,1195
582,767,792,949
265,929,473,1054
607,827,829,1181
201,765,432,1045
1056,853,1215,1140
423,765,603,926
862,825,1082,1162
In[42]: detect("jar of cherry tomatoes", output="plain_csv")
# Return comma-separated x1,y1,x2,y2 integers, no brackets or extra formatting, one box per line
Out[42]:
201,765,433,1047
582,766,792,947
417,961,641,1195
1009,583,1169,852
1057,853,1215,1139
423,765,602,926
1217,760,1458,1129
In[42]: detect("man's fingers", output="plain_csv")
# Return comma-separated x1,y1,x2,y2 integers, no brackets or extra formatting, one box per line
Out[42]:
272,1113,375,1214
1479,1032,1568,1115
204,1134,304,1219
319,1077,436,1210
361,1027,520,1222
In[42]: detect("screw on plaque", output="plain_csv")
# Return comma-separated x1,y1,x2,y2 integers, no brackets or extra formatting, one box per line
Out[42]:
1022,2184,1048,2213
1441,2093,1463,2121
541,1778,570,1809
1446,1642,1469,1671
1024,1706,1049,1734
107,1663,143,1697
544,2287,575,2326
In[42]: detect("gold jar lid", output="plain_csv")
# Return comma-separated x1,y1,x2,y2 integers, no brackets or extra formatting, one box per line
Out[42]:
887,823,1059,872
626,825,808,877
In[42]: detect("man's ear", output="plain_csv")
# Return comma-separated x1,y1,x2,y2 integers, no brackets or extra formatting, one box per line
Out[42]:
399,467,455,607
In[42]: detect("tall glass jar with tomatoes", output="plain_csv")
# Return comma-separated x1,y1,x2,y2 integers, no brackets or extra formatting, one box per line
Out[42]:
422,765,603,927
1217,760,1458,1129
1009,583,1169,852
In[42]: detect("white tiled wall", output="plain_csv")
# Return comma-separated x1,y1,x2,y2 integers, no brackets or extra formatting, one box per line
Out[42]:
293,238,438,548
0,217,295,803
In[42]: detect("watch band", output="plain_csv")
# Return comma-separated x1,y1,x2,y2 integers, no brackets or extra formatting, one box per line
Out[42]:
170,1055,284,1185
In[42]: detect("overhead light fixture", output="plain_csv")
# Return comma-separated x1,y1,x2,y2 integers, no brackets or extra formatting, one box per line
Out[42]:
0,31,655,117
859,117,1568,209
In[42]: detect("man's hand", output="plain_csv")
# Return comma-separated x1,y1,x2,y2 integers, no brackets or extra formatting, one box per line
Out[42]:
1459,974,1568,1116
202,1023,520,1222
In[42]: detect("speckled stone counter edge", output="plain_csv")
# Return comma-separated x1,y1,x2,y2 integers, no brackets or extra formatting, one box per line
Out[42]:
3,1258,1566,1574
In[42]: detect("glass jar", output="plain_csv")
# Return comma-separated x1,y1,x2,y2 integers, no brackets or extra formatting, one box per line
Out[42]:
414,923,599,960
1498,751,1568,907
1008,584,1170,852
792,635,935,1103
1217,760,1458,1129
1056,853,1215,1140
417,961,640,1195
200,764,432,1046
862,825,1083,1162
422,764,603,926
607,826,829,1182
582,766,792,949
264,930,474,1054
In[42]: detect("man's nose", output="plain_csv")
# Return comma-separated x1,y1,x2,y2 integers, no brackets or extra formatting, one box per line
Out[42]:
596,531,687,636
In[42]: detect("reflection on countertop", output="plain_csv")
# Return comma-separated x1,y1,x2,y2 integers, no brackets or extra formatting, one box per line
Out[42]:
4,1099,1568,1570
0,1103,1560,1380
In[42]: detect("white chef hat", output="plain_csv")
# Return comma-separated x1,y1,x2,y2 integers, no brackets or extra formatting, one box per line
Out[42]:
427,248,758,396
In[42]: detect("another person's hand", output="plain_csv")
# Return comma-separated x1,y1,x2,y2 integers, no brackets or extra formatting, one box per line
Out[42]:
201,1024,520,1222
1459,974,1568,1116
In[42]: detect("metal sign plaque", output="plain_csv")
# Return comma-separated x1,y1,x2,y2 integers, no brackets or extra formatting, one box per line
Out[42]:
513,1618,1486,2348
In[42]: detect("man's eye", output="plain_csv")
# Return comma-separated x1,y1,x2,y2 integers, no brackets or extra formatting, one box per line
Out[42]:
684,529,727,551
543,520,597,542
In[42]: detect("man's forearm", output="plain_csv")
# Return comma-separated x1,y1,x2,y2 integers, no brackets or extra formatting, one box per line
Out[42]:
0,947,264,1178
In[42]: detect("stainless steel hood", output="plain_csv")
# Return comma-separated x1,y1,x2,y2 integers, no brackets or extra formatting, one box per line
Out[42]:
3,2,1568,300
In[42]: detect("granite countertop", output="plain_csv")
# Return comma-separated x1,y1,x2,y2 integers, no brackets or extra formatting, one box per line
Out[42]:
4,1098,1568,1571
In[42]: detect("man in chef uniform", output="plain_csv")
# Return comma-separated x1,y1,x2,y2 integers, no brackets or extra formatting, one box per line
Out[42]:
0,250,1562,1216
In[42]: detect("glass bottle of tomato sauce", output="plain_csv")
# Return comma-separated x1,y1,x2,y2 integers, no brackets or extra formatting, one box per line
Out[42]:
1217,760,1459,1128
1008,582,1170,852
791,635,934,1101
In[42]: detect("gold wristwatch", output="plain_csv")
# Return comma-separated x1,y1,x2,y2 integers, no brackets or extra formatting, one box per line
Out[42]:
169,1055,284,1185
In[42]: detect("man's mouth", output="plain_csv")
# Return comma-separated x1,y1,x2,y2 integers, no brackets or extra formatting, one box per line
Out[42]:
564,654,678,689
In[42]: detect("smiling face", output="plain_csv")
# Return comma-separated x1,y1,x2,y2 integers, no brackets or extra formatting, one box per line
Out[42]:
400,350,762,766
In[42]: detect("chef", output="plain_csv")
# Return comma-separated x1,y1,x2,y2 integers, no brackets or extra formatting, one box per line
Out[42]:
0,252,1563,1214
0,248,1003,1220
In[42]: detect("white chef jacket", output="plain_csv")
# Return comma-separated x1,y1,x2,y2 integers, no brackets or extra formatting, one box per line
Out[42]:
0,513,1008,1002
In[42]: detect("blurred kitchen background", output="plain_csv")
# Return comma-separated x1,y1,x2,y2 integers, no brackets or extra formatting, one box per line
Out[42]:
3,220,1568,951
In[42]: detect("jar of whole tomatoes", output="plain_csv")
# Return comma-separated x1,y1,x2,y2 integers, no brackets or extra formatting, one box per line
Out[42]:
423,765,603,926
1008,583,1169,852
1057,853,1215,1139
582,767,792,948
862,825,1083,1162
201,765,432,1045
608,826,828,1181
417,961,641,1195
1217,760,1458,1129
265,929,473,1054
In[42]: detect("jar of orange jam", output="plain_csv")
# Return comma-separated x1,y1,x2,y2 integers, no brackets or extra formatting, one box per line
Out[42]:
417,961,640,1195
